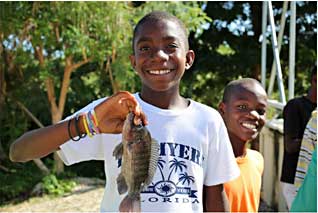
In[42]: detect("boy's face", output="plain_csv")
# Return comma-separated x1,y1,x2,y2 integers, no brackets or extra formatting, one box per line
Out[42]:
130,19,194,92
219,83,267,143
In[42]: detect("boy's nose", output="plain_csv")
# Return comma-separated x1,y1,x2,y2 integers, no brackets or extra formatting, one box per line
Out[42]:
151,49,169,61
248,110,260,119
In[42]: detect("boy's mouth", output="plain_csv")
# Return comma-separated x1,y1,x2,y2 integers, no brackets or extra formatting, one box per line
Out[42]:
241,122,257,131
147,69,172,75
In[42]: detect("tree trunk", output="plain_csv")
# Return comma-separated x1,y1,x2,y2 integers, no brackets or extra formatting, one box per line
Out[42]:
35,46,90,174
33,158,50,175
35,46,65,173
105,46,120,93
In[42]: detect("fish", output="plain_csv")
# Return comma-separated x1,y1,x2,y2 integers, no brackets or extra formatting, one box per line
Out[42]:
113,112,159,212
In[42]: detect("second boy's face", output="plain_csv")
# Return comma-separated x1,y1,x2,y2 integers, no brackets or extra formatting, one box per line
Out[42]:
130,20,194,92
220,83,267,143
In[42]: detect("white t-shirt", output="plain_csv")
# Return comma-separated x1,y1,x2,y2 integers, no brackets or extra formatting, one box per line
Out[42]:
58,93,240,212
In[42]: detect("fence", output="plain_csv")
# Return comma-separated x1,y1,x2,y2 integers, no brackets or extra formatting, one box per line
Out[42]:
259,119,288,211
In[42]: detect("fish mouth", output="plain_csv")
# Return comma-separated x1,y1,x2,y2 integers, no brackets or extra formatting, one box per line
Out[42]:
126,112,145,129
127,112,135,121
146,69,173,75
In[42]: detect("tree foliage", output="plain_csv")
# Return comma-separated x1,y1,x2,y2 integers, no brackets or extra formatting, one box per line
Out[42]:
0,1,210,172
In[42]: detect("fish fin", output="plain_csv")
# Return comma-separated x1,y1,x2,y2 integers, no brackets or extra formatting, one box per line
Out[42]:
117,173,128,194
119,194,141,212
144,138,159,187
113,142,123,160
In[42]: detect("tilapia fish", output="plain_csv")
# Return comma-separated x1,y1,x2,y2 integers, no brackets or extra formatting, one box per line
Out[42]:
113,112,159,212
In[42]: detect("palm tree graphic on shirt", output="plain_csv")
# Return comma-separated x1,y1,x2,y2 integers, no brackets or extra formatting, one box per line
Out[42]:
151,157,195,197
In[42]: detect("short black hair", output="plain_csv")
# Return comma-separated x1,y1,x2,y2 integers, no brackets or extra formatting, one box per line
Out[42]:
132,11,189,52
222,78,264,103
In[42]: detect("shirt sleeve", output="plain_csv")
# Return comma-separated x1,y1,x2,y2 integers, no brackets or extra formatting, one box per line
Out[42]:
57,134,105,165
204,114,240,186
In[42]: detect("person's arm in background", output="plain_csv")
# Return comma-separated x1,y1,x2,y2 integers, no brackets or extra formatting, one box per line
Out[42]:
203,184,229,212
283,101,302,154
10,91,147,162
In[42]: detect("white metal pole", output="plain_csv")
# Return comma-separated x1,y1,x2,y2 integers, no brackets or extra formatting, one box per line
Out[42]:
267,1,288,96
268,1,286,104
288,1,296,100
261,1,268,88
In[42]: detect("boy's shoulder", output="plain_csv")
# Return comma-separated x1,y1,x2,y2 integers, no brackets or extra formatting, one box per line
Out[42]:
246,149,264,173
246,149,263,161
188,99,224,125
286,95,308,107
189,98,219,115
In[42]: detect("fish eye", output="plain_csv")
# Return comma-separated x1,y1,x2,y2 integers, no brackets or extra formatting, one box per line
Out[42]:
135,123,143,129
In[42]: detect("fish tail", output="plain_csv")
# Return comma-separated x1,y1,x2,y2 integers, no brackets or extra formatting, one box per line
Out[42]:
119,194,141,212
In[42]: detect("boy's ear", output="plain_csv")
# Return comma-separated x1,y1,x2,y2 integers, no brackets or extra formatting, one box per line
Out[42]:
185,50,195,70
218,102,226,116
129,55,136,70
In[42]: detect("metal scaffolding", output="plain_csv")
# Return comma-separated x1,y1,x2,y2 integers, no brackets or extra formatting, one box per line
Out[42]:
261,1,296,111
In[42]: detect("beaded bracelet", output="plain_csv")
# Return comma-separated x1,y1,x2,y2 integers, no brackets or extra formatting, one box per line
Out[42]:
83,109,101,137
91,110,99,127
83,113,92,137
75,114,87,139
88,110,100,134
67,118,81,141
68,109,100,141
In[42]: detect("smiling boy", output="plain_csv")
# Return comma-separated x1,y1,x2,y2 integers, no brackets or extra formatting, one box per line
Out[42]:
218,78,268,212
10,11,239,212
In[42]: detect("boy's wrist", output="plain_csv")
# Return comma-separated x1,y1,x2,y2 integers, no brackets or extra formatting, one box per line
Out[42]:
77,115,86,135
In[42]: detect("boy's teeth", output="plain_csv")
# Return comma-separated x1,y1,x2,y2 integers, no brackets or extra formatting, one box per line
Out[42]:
242,123,256,129
149,70,171,75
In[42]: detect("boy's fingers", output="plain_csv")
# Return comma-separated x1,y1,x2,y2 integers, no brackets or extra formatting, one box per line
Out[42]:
133,111,148,126
118,97,147,126
117,91,138,105
118,97,142,114
118,97,137,110
111,91,148,126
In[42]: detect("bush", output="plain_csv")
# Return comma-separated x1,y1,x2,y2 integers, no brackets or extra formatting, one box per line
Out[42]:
0,161,44,205
41,174,77,196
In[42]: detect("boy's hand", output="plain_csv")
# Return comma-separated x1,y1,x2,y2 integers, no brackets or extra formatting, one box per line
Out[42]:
95,91,147,134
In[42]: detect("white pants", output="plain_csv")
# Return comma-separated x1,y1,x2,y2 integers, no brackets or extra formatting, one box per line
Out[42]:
280,182,297,210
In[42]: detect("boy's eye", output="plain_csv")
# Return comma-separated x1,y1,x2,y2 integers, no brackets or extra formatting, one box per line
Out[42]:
139,46,150,51
237,105,248,110
167,43,178,48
